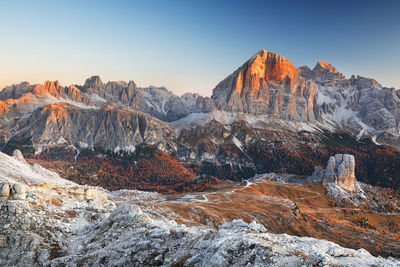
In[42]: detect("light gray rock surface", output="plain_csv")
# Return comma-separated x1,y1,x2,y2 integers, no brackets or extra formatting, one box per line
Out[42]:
12,149,26,164
313,154,357,192
82,75,214,121
0,183,10,199
8,103,177,153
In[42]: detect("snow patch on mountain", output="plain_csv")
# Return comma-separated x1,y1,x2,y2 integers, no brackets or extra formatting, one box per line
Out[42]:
232,136,244,152
0,150,74,186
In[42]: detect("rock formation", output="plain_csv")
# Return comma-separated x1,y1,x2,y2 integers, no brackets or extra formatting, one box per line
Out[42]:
212,49,320,121
12,149,26,164
83,75,103,90
0,82,31,100
82,76,214,121
299,61,344,82
0,181,27,200
313,154,357,192
10,103,177,153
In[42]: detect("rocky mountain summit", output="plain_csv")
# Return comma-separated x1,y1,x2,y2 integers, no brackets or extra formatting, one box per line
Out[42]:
82,75,214,121
212,49,319,121
299,60,345,82
313,154,357,192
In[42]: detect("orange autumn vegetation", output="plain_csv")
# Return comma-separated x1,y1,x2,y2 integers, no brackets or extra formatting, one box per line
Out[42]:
25,147,224,194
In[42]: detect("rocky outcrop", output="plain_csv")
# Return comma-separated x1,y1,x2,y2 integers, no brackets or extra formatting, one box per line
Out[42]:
313,154,357,192
32,80,90,104
0,82,31,100
0,182,27,200
0,76,213,123
0,102,10,116
83,77,214,121
0,183,10,199
10,103,177,153
12,149,26,164
212,49,320,121
299,61,345,82
83,75,103,90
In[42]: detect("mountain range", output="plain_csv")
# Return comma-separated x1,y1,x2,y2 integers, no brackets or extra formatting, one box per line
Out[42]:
1,49,400,190
1,49,400,264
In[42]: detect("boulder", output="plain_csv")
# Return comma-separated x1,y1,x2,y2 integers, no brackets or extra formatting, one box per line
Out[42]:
11,183,27,200
0,183,10,199
12,149,26,164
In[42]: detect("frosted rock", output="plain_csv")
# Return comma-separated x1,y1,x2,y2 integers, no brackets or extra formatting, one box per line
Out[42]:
84,188,98,200
0,183,10,199
12,150,26,164
11,183,27,200
249,220,266,232
0,235,6,248
12,183,27,195
7,200,28,214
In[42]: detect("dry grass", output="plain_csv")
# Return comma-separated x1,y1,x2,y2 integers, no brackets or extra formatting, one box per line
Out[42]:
156,180,400,258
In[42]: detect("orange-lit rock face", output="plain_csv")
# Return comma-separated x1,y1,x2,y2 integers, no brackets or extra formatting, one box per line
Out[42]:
316,60,339,74
31,81,85,103
228,50,299,93
41,103,70,123
313,60,345,80
0,102,9,115
252,49,298,83
212,49,319,121
42,102,70,112
32,81,62,96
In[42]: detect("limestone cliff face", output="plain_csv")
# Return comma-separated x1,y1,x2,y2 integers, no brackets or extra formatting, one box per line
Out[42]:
32,81,90,104
10,103,176,153
82,76,213,121
0,82,31,100
0,77,213,123
0,80,92,106
305,61,400,147
299,61,345,82
212,49,320,121
313,154,357,192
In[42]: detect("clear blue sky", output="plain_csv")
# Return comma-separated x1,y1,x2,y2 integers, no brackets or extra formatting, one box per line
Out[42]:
1,0,399,96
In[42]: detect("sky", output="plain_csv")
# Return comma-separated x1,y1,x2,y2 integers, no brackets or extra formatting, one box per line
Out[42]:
0,0,400,96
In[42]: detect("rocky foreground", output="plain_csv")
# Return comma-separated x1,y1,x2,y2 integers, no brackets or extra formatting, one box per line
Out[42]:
0,151,399,266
